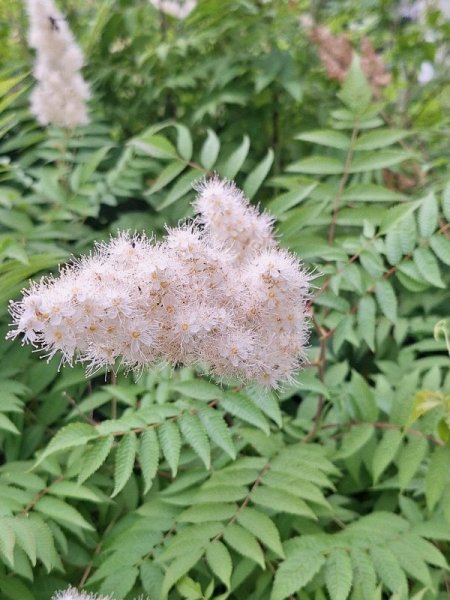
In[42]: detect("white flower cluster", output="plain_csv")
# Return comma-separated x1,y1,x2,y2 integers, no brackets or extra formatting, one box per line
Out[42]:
8,178,310,388
26,0,90,128
148,0,197,19
53,588,149,600
53,588,110,600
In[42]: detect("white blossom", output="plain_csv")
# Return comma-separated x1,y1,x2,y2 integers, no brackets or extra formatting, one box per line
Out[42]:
26,0,90,127
52,588,150,600
52,588,112,600
8,178,311,388
193,176,275,262
418,61,435,84
148,0,197,19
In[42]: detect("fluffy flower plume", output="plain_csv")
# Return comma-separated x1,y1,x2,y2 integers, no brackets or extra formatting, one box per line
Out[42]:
26,0,90,127
8,178,310,388
52,588,149,600
53,588,110,600
148,0,197,19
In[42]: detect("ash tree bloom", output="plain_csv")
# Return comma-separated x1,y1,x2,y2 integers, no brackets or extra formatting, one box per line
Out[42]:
8,178,311,388
26,0,90,127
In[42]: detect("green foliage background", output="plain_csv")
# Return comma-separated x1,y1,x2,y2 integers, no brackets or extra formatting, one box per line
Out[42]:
0,0,450,599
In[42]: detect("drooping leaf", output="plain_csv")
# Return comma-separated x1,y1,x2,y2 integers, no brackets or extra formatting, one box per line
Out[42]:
237,507,284,558
179,412,211,469
398,436,428,489
372,428,403,483
220,135,250,179
413,247,445,288
271,550,326,600
425,445,450,511
197,406,236,459
374,280,397,322
418,192,438,239
158,421,181,478
223,524,265,569
243,149,274,199
295,130,350,150
78,435,114,484
139,429,160,493
357,296,376,351
325,548,353,600
34,497,94,531
111,432,138,497
200,129,220,170
35,423,98,467
206,541,232,588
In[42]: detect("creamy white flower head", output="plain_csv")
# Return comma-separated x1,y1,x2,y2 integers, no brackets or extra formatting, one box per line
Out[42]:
149,0,197,19
193,176,275,262
52,587,112,600
8,179,311,388
25,0,90,127
53,588,151,600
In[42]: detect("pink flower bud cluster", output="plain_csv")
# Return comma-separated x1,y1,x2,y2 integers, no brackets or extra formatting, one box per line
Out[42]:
8,178,310,387
26,0,90,127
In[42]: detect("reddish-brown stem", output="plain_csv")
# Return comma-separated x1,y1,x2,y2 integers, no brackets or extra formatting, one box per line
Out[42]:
19,474,65,516
79,520,116,587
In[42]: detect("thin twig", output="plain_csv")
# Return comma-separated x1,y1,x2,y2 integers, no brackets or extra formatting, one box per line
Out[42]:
79,520,116,587
328,126,358,244
63,391,97,426
19,475,65,516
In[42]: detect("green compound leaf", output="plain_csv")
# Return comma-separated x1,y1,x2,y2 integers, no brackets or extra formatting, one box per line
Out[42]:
418,192,438,239
295,129,350,150
325,548,353,600
374,279,397,322
220,135,250,179
357,295,376,351
200,128,220,170
397,436,428,490
35,423,97,467
370,546,408,597
271,550,326,600
179,412,211,469
34,496,94,531
223,523,265,569
197,406,236,459
139,429,160,493
372,428,403,483
429,234,450,266
251,486,317,519
206,540,232,588
354,129,410,150
425,445,450,511
335,424,374,460
237,507,284,558
158,420,181,478
161,548,204,599
221,392,270,434
78,435,114,484
351,547,377,600
243,148,274,199
413,247,445,288
111,432,137,498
